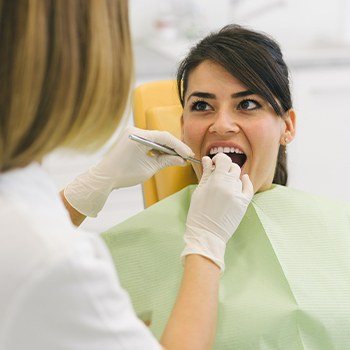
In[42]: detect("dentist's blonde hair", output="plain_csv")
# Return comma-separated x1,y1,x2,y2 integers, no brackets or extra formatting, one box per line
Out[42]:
0,0,132,172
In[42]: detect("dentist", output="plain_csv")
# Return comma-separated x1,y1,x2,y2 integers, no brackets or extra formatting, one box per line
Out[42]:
0,1,253,350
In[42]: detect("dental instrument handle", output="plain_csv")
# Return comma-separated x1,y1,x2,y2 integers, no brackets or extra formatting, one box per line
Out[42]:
185,156,201,164
129,134,201,164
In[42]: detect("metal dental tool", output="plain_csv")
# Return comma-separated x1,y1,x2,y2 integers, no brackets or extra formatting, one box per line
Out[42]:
129,134,201,164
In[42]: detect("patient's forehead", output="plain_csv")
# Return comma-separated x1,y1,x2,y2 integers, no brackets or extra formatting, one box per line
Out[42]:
185,60,248,102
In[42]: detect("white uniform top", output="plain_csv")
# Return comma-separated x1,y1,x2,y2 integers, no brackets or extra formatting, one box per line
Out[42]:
0,163,161,350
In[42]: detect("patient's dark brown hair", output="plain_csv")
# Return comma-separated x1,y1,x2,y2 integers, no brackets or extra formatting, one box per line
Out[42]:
177,24,292,186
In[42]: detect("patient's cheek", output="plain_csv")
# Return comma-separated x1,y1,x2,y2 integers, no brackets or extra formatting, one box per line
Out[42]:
193,163,202,181
181,123,204,180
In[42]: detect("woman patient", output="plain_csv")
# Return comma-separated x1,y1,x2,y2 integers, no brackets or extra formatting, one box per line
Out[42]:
102,25,350,349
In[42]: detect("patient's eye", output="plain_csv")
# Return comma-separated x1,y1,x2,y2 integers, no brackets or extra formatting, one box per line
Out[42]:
237,99,261,111
191,100,211,111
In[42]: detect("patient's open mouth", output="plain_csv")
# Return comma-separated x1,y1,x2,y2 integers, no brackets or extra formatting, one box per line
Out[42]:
207,146,247,168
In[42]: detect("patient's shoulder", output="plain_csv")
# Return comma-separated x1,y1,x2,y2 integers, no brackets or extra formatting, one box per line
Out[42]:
277,185,348,206
253,184,350,217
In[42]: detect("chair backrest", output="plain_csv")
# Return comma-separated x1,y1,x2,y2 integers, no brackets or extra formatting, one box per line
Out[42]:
133,80,197,208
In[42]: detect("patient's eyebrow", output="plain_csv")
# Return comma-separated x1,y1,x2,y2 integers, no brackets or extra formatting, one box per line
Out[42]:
186,92,216,102
231,90,255,98
186,90,256,102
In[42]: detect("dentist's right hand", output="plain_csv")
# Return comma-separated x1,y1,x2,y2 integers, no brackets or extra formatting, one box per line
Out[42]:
63,127,193,219
181,153,254,272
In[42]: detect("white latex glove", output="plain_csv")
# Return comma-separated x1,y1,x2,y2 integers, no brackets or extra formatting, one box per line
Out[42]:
64,126,194,217
181,153,254,272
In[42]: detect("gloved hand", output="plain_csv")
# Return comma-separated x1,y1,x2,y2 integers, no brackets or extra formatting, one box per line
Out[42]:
181,153,254,272
64,126,194,217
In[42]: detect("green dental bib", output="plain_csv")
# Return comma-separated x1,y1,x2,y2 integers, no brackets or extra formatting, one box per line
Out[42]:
102,185,350,349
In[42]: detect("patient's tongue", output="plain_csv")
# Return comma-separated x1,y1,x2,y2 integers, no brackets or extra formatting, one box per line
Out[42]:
226,153,247,168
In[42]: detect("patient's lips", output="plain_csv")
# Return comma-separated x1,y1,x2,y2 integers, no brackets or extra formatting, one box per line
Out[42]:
206,145,247,168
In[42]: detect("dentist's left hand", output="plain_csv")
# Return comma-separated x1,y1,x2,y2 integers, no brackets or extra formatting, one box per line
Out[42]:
64,127,194,217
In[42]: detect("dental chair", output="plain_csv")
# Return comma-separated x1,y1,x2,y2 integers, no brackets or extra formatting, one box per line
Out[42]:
133,80,197,208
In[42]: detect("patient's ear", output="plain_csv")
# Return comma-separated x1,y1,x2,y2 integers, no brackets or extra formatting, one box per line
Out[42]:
281,109,296,144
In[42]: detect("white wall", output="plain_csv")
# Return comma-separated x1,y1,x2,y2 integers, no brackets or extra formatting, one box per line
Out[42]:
288,67,350,201
231,0,345,48
130,0,350,47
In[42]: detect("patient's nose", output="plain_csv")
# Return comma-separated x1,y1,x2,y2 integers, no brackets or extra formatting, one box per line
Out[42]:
208,110,240,135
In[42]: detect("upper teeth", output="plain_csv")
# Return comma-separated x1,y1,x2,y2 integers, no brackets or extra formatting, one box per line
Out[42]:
209,146,244,155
